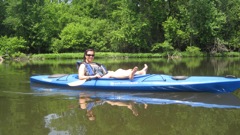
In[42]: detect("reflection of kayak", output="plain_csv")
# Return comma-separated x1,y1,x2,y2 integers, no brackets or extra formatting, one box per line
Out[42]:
31,83,240,109
30,74,240,93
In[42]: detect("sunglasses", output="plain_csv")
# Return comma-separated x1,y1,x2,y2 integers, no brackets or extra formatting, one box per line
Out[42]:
86,54,95,57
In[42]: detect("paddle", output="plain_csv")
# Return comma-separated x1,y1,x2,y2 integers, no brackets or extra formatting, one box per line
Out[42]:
68,79,87,86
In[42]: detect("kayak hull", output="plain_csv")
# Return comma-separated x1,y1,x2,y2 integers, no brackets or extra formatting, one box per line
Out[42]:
30,74,240,93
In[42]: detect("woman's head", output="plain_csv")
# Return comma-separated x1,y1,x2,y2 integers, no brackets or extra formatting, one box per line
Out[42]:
83,49,95,63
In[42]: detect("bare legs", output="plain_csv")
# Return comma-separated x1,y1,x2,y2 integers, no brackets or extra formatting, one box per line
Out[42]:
102,64,148,80
135,64,148,75
129,67,138,80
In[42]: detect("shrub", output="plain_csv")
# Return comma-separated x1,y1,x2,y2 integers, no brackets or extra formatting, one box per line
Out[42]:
151,41,174,52
0,36,27,56
185,46,202,56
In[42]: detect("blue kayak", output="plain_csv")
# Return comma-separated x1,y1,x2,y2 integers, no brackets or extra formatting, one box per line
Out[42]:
30,74,240,93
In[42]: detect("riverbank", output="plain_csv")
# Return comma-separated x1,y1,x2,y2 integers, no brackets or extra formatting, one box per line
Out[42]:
30,51,240,60
1,51,239,61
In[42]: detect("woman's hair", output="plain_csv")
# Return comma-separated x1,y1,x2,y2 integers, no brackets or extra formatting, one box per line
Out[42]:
83,49,94,62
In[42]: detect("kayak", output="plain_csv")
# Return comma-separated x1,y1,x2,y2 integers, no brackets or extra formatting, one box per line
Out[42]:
30,74,240,93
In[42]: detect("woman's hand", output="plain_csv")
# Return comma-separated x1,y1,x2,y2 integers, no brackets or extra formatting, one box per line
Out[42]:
89,74,101,79
94,74,102,78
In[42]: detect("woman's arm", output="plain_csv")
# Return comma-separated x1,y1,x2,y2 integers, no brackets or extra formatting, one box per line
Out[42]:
78,64,101,80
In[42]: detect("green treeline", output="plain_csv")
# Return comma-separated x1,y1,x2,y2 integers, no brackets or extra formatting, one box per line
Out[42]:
0,0,239,57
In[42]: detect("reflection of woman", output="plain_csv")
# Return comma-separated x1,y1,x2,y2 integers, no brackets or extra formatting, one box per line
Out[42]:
105,101,139,116
79,94,148,120
79,96,105,121
79,96,95,121
0,56,3,63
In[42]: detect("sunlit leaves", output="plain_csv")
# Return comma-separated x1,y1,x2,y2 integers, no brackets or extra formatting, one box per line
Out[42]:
151,41,174,53
0,36,27,55
0,0,239,54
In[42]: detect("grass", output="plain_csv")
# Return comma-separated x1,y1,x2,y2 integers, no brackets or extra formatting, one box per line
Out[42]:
25,51,240,60
31,52,166,60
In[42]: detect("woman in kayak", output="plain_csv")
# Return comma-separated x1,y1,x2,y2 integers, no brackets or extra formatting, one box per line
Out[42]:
78,49,148,80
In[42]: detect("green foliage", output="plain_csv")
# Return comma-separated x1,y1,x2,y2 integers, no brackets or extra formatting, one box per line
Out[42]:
108,0,150,52
0,0,10,36
51,18,111,53
219,0,240,51
0,36,27,56
0,0,239,55
189,0,227,50
162,16,191,51
163,17,180,43
185,46,202,56
151,41,174,52
52,23,89,53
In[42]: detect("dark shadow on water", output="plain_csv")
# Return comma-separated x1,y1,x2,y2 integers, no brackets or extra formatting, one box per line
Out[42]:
30,83,240,109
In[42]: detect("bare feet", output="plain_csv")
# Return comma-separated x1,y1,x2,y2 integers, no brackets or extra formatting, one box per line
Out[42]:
140,64,148,75
129,67,138,80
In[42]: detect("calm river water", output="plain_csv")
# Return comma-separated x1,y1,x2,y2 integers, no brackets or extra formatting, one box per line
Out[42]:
0,57,240,135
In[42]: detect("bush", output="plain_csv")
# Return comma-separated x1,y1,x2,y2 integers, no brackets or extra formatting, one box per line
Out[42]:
0,36,27,56
151,41,174,52
185,46,202,56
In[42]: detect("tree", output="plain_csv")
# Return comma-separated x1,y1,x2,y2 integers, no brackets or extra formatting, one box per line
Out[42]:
3,0,45,53
0,0,239,54
0,36,26,56
189,0,226,52
108,0,151,52
218,0,240,51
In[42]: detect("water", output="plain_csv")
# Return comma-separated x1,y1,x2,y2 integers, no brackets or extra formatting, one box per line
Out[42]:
0,57,240,135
